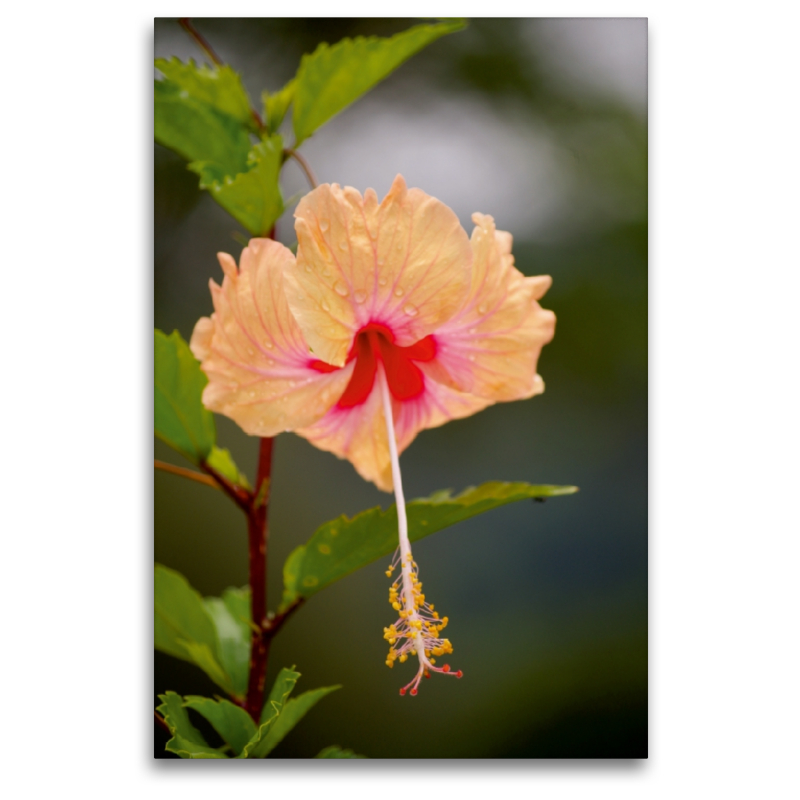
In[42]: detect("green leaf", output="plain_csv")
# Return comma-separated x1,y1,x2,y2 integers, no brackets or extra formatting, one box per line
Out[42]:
280,482,579,609
281,546,305,607
236,705,281,759
234,667,300,758
189,136,284,236
261,666,301,724
292,20,466,146
183,696,256,757
154,79,250,176
154,329,248,484
206,445,251,489
155,58,254,127
257,686,341,757
154,564,234,696
176,641,234,696
157,691,228,759
203,587,252,699
154,329,215,464
263,78,296,133
316,745,366,758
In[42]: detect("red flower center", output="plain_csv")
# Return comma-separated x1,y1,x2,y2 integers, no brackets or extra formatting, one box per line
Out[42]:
310,323,437,407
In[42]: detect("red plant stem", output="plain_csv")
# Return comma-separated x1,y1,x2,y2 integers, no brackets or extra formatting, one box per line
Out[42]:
154,710,170,734
245,437,274,721
155,459,220,489
178,17,223,66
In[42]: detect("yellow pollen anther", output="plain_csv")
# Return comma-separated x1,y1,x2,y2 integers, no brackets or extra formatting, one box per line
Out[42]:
392,602,401,611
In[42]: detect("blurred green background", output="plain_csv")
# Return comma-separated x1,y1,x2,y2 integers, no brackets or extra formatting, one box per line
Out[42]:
154,18,647,759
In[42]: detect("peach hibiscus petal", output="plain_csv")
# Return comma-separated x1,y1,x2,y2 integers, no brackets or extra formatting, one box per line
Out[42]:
284,175,472,367
190,238,354,438
296,381,393,491
430,213,556,402
392,367,493,454
296,365,491,493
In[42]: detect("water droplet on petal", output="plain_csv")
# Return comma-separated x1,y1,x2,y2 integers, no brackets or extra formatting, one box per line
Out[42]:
468,354,476,362
468,328,477,335
322,300,331,312
396,242,403,251
266,359,275,366
403,304,418,317
334,281,349,297
354,289,367,304
378,277,388,286
288,380,296,387
377,257,385,266
478,303,489,314
247,348,254,356
305,264,313,273
339,241,348,251
322,268,332,278
394,287,404,297
264,340,273,349
319,219,329,232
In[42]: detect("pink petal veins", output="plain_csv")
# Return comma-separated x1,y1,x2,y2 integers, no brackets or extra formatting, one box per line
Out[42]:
190,238,353,438
284,175,472,368
431,213,556,401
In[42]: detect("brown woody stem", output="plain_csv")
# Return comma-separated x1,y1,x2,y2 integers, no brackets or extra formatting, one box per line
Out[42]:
244,437,274,721
154,459,220,489
178,17,223,66
284,148,319,189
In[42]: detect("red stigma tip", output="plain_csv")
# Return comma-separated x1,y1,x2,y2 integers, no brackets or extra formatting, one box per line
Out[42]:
442,664,450,673
410,688,418,696
455,670,463,678
399,688,406,695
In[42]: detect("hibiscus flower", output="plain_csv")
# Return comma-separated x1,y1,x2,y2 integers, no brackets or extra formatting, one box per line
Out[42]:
191,175,556,694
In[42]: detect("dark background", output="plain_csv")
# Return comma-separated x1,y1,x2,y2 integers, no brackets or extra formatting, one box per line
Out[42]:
154,17,647,759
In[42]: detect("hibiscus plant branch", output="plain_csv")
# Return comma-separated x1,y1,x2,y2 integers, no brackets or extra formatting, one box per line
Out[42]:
154,709,170,734
154,459,220,490
198,436,291,721
199,459,252,513
178,17,266,134
284,148,319,190
263,597,305,637
244,436,275,721
178,17,223,66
